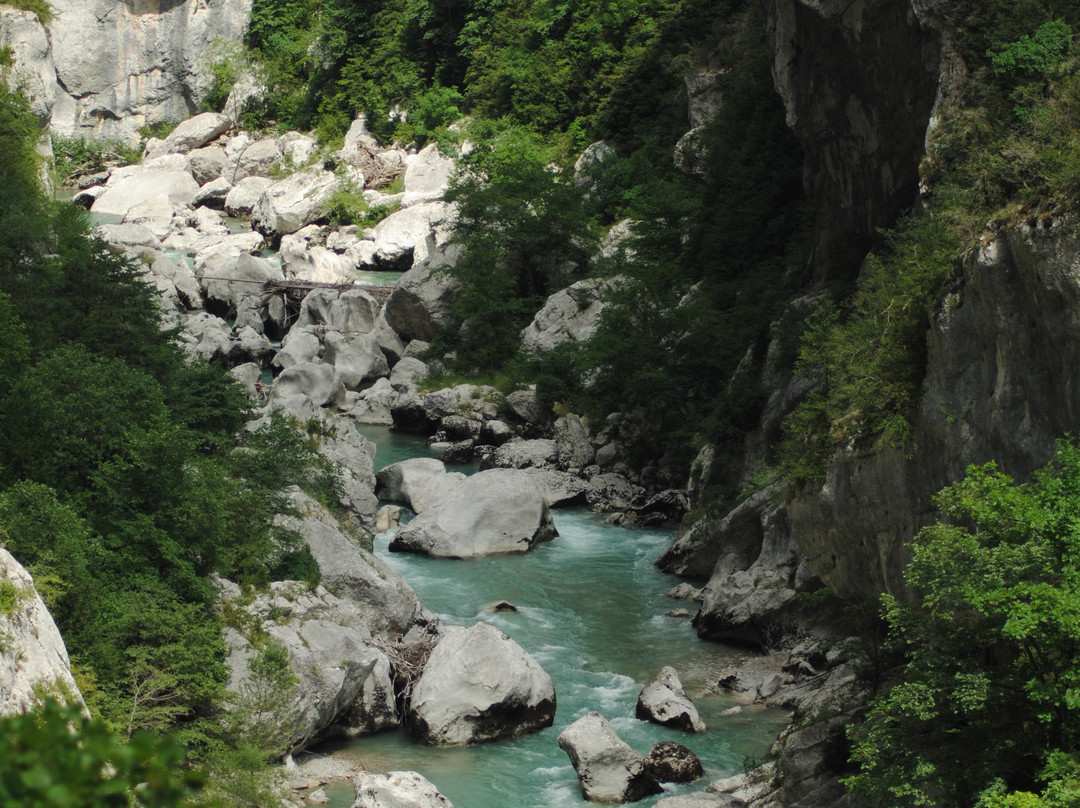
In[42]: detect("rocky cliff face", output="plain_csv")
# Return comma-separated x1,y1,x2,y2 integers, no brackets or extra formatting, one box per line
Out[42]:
762,0,947,279
791,218,1080,598
0,549,83,715
1,0,252,142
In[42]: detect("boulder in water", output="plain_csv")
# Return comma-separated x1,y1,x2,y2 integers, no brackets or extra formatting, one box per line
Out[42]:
405,622,556,746
389,469,557,558
636,666,706,732
557,711,663,803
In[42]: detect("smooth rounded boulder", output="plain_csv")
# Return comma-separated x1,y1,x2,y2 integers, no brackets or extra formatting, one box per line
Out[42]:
375,457,465,515
405,622,556,746
388,469,557,558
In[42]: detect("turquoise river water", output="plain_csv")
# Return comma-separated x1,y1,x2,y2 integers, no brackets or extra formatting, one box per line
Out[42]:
315,427,790,807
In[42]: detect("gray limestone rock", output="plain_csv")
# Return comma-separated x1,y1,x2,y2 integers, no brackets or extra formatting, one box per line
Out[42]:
0,549,84,716
389,469,557,558
252,169,341,236
352,771,455,808
636,667,706,732
297,288,381,335
406,622,556,746
324,332,390,391
92,167,200,218
187,146,228,184
557,711,662,803
521,279,610,355
270,362,346,411
383,243,461,342
401,144,457,208
643,740,704,783
375,458,466,515
482,439,558,471
225,176,275,218
147,112,231,158
0,9,57,125
277,489,433,639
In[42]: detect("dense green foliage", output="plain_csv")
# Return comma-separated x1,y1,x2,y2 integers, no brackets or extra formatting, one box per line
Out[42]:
0,699,201,807
780,7,1080,485
847,441,1080,807
0,78,330,795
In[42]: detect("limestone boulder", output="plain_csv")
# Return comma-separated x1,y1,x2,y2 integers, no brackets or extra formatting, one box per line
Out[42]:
519,468,589,507
586,473,644,513
193,177,233,209
145,112,231,158
352,771,454,808
188,146,228,184
274,326,323,371
554,413,595,470
230,137,284,182
521,279,610,355
324,332,390,391
92,168,200,218
389,469,557,558
401,144,457,207
383,245,461,342
406,622,556,746
198,251,279,314
636,667,706,732
0,549,83,716
221,581,398,751
375,458,466,515
278,489,434,639
297,288,381,335
482,439,558,471
557,712,662,803
252,169,340,236
269,362,346,411
346,378,396,425
95,222,161,262
364,201,456,271
123,193,181,240
225,176,274,218
389,357,429,393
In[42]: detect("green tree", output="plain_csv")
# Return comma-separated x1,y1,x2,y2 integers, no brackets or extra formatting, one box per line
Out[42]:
437,126,596,372
846,440,1080,806
0,699,202,807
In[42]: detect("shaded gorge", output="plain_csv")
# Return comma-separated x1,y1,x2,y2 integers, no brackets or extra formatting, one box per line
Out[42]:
315,428,790,808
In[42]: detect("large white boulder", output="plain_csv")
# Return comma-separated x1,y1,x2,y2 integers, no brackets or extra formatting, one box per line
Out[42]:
0,549,84,716
520,278,611,355
296,288,381,335
557,712,662,803
251,168,341,236
382,247,461,343
388,469,557,558
352,771,454,808
145,112,231,159
406,622,556,746
91,167,200,218
401,144,456,207
230,136,285,182
323,332,390,391
363,201,455,271
374,458,466,515
225,176,275,218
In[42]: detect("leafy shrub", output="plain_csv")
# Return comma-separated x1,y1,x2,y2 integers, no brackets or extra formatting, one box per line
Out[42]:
846,441,1080,806
0,699,202,807
990,20,1072,78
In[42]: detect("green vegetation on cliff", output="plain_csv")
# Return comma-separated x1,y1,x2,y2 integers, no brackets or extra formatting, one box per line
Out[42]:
848,441,1080,807
0,79,334,801
780,5,1080,486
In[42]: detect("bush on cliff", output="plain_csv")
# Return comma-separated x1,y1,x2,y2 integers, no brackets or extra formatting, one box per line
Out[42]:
846,440,1080,807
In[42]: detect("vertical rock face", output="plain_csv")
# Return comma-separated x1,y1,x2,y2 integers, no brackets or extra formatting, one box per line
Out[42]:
791,218,1080,598
0,549,83,716
46,0,253,141
1,8,58,126
762,0,943,278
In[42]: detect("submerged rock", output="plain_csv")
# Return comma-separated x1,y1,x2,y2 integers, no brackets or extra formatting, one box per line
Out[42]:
405,622,556,746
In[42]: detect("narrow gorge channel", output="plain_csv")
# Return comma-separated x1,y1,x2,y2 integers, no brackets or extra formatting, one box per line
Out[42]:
316,427,789,808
